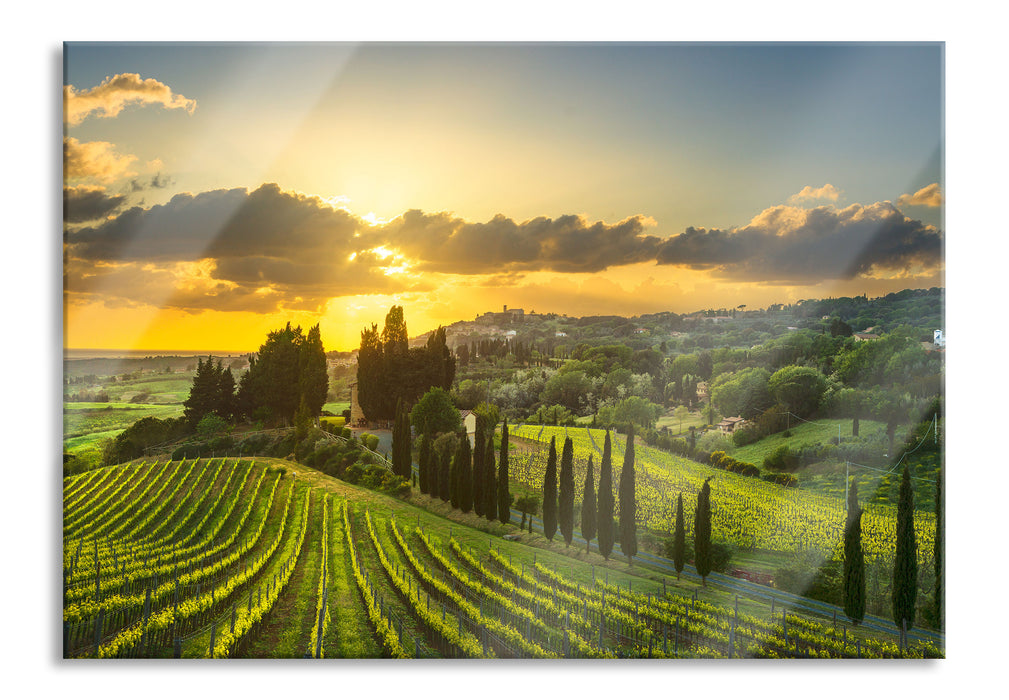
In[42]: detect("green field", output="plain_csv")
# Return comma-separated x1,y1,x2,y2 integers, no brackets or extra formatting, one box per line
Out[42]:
64,403,184,444
62,453,941,659
727,418,889,465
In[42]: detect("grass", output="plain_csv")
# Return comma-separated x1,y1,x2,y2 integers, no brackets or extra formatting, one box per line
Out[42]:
323,401,350,415
656,408,708,435
727,418,888,466
63,403,184,441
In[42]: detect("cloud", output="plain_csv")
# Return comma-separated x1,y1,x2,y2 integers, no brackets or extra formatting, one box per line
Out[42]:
789,184,842,203
64,181,944,315
378,210,663,274
64,137,137,182
64,73,197,125
64,183,423,313
129,172,176,192
63,185,126,223
897,182,943,208
655,202,943,283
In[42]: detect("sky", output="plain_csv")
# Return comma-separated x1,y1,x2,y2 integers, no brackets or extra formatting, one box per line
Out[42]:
63,41,944,352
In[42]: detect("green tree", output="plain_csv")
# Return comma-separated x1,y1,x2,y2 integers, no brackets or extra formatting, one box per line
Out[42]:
619,427,638,564
483,431,497,520
298,324,329,417
472,417,486,517
410,387,462,436
497,422,511,525
183,356,220,428
892,466,917,635
438,445,451,502
454,434,473,513
710,367,772,420
695,477,713,586
418,432,433,495
356,323,384,422
768,365,828,419
542,436,558,542
381,305,409,356
580,455,596,554
238,323,305,424
216,364,238,422
597,431,614,560
672,493,685,580
559,437,575,546
392,399,411,479
843,478,866,625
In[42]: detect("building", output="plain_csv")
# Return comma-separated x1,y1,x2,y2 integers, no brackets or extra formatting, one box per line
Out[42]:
717,416,746,434
853,332,879,341
348,380,367,427
460,410,477,445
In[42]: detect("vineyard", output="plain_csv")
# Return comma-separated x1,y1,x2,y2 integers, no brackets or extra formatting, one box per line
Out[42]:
509,425,938,569
63,452,942,659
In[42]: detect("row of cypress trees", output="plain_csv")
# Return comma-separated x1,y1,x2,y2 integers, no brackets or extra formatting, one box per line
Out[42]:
541,428,640,565
415,418,512,525
842,465,943,635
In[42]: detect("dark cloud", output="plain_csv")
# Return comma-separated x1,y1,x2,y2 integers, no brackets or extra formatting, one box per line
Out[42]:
63,185,126,223
63,181,944,315
655,203,943,283
129,173,176,192
379,210,663,274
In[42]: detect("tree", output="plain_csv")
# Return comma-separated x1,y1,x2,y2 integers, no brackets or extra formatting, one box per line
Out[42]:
892,466,917,635
672,493,685,580
674,404,691,434
542,436,558,542
580,455,596,554
183,356,216,427
618,427,638,564
238,323,308,425
559,437,575,546
934,466,943,630
298,324,329,417
843,478,866,625
483,431,497,520
418,432,433,495
392,399,411,479
356,323,384,422
216,365,238,422
515,494,539,531
438,446,451,502
472,417,486,517
597,431,614,560
410,387,462,436
452,435,472,512
497,422,511,525
768,365,828,419
695,477,713,586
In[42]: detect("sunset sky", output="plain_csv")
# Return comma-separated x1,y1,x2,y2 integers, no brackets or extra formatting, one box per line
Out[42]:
63,42,944,352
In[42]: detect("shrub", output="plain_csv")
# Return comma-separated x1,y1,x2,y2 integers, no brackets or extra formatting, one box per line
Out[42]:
763,444,800,472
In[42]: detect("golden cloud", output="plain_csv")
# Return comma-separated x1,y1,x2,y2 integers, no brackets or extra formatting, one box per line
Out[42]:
788,184,842,204
64,73,197,125
64,137,137,183
897,183,943,208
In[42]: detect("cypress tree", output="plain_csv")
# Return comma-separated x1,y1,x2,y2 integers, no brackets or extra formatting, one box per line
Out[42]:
483,431,497,520
618,427,637,564
580,455,596,554
934,466,943,630
392,399,408,479
418,432,432,495
892,466,917,633
438,446,451,502
542,436,558,542
497,422,511,525
597,431,614,560
559,437,575,547
672,493,685,580
695,477,712,587
455,435,473,513
843,478,866,625
472,418,485,517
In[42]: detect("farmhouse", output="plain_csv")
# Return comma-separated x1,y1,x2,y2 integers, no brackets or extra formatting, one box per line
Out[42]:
718,416,747,434
853,332,879,341
460,410,477,445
